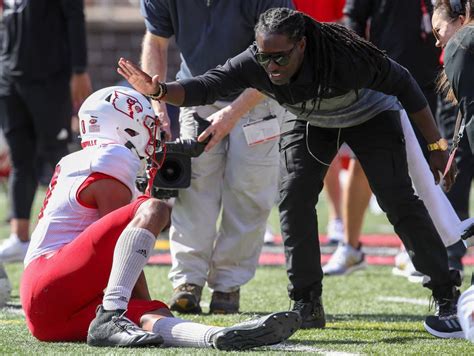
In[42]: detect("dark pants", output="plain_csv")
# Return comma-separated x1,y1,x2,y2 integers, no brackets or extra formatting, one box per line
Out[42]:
279,110,454,300
0,75,71,219
437,96,474,220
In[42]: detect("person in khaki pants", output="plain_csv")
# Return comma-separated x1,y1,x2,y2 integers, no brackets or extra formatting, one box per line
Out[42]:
139,0,294,314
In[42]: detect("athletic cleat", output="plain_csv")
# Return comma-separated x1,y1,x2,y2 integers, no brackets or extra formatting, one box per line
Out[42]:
0,235,29,263
424,287,463,338
292,295,326,329
210,311,301,351
87,305,164,347
169,283,202,314
209,290,240,314
323,243,365,276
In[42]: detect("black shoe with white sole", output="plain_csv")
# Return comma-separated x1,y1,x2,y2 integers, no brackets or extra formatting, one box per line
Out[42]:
87,305,164,347
424,287,463,339
211,311,301,351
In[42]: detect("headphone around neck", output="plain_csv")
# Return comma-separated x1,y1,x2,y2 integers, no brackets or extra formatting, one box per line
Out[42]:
450,0,465,15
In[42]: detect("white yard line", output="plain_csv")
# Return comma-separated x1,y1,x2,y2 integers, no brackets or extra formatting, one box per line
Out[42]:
377,296,429,306
269,342,359,355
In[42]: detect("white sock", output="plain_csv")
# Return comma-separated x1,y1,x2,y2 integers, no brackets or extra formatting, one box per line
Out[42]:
102,227,155,311
400,111,460,247
152,317,224,348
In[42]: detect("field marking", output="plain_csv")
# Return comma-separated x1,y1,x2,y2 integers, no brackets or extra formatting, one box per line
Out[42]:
377,296,428,306
269,342,359,355
0,319,23,325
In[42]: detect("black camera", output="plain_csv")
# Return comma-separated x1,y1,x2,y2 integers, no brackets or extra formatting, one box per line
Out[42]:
137,113,211,199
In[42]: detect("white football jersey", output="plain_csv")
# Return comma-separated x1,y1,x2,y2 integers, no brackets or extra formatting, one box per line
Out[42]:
24,144,141,267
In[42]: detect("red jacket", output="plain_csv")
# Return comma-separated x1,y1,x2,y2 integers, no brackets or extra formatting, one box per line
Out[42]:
293,0,345,22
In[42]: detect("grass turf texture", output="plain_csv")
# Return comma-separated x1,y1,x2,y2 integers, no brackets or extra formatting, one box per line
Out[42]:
1,187,474,354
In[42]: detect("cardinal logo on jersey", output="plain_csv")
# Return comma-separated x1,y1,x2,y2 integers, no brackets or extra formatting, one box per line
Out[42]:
111,90,144,120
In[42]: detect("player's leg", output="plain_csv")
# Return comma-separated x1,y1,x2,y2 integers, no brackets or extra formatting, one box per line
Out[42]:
141,307,301,350
21,197,151,341
87,198,171,347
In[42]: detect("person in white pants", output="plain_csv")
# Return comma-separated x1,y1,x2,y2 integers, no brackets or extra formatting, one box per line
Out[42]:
169,98,293,313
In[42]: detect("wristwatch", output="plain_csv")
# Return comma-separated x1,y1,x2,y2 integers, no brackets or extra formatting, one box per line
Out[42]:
427,138,449,152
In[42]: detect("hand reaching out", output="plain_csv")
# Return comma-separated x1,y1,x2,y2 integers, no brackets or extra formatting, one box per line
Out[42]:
198,107,238,152
117,58,160,96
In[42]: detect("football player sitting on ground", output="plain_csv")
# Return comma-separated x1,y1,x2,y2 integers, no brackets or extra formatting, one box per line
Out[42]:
19,86,301,349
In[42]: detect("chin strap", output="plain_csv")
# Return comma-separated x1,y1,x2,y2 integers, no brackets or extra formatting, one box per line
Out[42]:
124,140,144,160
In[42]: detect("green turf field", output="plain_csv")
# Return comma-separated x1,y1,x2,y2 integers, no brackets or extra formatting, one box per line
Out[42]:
1,187,473,354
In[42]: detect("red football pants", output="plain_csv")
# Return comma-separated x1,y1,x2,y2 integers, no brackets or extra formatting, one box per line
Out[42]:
20,196,168,341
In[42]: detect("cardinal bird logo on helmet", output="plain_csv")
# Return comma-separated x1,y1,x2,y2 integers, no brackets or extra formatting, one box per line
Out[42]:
111,90,143,120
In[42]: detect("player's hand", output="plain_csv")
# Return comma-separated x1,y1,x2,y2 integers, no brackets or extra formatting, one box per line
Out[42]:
198,108,238,152
429,150,456,191
117,57,161,96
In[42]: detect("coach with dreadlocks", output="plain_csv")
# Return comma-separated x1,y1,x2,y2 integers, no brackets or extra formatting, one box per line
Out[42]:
118,7,461,336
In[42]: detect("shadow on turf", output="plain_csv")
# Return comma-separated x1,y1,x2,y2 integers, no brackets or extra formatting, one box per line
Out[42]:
295,335,433,347
232,312,425,323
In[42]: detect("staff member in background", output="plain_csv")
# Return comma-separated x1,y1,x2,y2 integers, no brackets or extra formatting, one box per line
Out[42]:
0,0,92,263
139,0,294,316
431,0,474,343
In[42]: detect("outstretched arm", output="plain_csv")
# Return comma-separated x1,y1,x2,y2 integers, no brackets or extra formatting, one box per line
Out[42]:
117,58,185,106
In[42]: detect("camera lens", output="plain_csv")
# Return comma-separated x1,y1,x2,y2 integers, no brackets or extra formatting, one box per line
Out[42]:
160,159,183,183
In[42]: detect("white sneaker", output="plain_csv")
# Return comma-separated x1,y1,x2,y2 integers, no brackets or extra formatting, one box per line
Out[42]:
392,249,416,277
326,219,344,244
391,249,428,284
264,225,276,245
322,243,365,276
0,263,11,307
0,235,29,263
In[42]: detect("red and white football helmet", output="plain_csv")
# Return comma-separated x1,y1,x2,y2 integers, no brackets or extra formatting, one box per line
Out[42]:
78,86,160,159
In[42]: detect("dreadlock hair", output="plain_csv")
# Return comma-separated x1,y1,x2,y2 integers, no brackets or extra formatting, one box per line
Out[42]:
254,8,387,115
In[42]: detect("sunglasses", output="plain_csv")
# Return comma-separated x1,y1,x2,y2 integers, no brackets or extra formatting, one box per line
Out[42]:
255,45,296,67
432,17,458,42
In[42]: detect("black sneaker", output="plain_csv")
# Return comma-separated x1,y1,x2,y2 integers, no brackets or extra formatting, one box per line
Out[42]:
292,296,326,329
423,288,464,339
87,305,164,347
210,311,301,351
